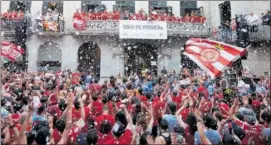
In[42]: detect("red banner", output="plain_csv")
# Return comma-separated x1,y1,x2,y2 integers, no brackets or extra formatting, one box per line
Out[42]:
1,41,24,61
43,21,58,32
73,18,86,30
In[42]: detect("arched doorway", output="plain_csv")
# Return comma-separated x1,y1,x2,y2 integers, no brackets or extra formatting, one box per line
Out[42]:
37,41,61,71
78,42,101,78
124,43,158,76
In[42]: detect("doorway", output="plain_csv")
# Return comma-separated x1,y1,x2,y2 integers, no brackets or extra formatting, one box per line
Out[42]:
219,1,231,24
77,42,101,78
124,43,157,76
37,41,61,72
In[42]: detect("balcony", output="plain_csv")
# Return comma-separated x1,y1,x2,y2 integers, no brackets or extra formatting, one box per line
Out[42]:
72,20,210,38
1,17,32,36
33,20,65,36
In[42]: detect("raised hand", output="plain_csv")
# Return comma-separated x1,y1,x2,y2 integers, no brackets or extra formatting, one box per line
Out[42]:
28,102,34,113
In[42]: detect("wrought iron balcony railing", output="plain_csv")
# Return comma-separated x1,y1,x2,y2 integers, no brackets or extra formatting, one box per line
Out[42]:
33,20,65,35
1,17,32,34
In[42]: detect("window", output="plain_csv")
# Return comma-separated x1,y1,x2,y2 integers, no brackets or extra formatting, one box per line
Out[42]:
9,1,31,12
81,1,105,13
149,1,172,15
42,1,63,16
180,1,198,17
114,1,135,13
219,1,231,24
149,1,167,8
41,1,64,32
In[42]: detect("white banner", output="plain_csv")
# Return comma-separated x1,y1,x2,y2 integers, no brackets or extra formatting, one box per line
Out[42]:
119,20,167,39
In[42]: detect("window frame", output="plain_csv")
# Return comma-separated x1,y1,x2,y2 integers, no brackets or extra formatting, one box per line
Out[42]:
42,1,64,16
9,1,31,12
115,1,135,13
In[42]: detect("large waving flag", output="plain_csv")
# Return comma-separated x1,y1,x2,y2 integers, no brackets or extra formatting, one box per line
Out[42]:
183,38,247,79
1,41,24,61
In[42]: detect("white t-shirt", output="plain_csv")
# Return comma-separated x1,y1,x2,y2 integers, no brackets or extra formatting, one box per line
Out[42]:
246,14,259,25
33,96,40,115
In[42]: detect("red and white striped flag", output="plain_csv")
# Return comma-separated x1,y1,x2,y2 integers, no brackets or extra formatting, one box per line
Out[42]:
184,38,247,79
1,41,24,61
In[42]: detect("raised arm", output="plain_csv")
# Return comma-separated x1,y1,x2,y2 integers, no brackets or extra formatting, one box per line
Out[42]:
195,109,212,145
175,99,188,128
229,98,239,119
120,104,133,130
58,93,74,145
12,102,34,145
161,101,168,117
79,97,85,120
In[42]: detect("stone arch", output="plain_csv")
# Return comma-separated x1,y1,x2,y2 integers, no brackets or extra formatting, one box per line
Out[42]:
77,41,101,78
37,41,62,71
124,43,158,76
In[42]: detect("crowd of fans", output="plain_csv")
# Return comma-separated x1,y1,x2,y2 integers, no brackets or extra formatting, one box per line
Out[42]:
1,67,270,145
73,8,206,23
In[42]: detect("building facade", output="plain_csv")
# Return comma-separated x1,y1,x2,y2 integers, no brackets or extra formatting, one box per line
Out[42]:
1,1,269,78
1,1,210,79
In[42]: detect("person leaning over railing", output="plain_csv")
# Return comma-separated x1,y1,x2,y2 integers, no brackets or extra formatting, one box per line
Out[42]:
262,10,271,25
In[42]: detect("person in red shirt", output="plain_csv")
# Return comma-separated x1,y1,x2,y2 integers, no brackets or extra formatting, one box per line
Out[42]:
137,88,148,105
101,10,109,20
47,99,66,118
199,97,212,114
95,106,115,130
91,93,103,118
190,11,196,23
171,90,181,109
112,10,120,20
107,12,113,20
229,98,265,145
52,119,66,144
104,104,133,144
175,100,197,145
10,10,17,20
87,11,95,20
97,120,114,144
73,9,80,19
200,16,207,24
89,79,102,93
16,10,24,20
184,13,190,23
2,11,11,19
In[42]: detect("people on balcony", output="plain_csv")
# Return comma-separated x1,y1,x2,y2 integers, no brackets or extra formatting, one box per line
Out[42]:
262,10,271,25
42,7,62,32
72,8,206,24
1,10,24,20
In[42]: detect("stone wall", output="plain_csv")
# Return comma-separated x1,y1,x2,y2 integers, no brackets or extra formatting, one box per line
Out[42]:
242,44,271,76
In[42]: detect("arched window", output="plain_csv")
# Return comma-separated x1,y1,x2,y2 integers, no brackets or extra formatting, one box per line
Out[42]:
37,42,62,72
9,1,31,12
